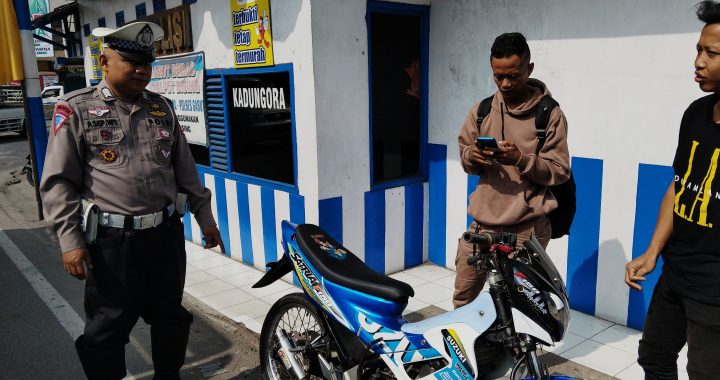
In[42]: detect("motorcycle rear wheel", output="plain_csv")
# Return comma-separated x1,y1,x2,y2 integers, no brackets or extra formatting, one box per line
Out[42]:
260,292,328,380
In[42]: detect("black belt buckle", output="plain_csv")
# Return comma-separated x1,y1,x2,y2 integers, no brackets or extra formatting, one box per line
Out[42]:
123,215,133,230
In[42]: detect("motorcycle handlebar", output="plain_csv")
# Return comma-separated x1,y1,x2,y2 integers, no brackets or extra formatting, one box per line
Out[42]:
463,231,518,266
464,232,492,267
464,231,518,247
462,231,494,245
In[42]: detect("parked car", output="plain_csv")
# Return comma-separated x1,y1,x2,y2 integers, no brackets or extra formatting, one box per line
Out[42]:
41,85,64,120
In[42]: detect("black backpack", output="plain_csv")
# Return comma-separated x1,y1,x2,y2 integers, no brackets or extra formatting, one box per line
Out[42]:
476,95,576,239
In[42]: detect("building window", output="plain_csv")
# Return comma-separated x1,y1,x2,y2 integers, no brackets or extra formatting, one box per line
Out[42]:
227,70,295,186
115,11,125,27
368,5,427,187
98,17,106,27
83,23,90,37
182,0,196,4
136,3,147,18
152,0,166,12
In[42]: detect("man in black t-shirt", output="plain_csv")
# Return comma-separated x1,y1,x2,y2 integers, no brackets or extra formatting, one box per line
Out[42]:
626,2,720,378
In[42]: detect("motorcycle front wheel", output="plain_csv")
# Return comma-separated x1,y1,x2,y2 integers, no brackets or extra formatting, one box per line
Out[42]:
260,292,328,380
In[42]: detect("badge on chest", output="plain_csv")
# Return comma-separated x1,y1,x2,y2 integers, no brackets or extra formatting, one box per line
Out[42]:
88,106,111,117
149,103,167,117
99,147,119,163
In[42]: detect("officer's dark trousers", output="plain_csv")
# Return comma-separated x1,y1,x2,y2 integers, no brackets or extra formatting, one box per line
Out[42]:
638,275,720,379
75,215,193,380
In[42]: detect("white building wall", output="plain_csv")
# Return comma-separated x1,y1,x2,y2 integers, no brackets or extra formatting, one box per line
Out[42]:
312,0,370,200
311,0,432,269
311,0,370,259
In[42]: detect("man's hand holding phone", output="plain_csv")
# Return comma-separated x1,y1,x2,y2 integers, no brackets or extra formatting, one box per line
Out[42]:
476,136,499,150
469,136,499,167
471,137,520,166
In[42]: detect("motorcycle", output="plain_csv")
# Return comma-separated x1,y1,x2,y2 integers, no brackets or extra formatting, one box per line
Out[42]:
253,221,578,380
20,154,34,186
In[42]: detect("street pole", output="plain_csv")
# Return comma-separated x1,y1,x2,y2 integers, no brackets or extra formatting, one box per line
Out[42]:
13,0,47,220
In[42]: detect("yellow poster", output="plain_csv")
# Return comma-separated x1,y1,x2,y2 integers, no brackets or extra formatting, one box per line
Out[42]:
89,35,104,80
231,0,274,68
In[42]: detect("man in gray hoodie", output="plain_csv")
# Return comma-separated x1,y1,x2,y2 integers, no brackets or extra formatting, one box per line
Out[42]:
454,32,571,308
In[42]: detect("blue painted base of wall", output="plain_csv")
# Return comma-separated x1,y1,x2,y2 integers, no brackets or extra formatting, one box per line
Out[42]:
627,164,672,329
566,157,603,315
428,143,447,267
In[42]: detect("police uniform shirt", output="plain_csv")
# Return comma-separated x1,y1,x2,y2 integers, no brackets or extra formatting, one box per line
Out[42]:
40,79,216,253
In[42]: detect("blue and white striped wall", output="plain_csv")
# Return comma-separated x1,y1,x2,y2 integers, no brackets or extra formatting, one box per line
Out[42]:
318,182,428,275
185,165,430,276
183,167,306,271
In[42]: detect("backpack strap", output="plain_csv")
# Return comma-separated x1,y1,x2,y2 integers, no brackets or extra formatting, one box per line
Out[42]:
534,95,559,154
475,95,494,130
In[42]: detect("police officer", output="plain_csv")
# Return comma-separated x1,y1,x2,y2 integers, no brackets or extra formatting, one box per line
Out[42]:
40,21,225,380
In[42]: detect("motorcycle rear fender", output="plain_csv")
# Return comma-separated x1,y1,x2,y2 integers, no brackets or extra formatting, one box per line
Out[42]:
252,220,298,288
252,255,293,288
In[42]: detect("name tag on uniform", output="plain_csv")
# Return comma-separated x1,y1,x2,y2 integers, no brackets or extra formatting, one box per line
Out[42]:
86,119,120,128
146,118,172,126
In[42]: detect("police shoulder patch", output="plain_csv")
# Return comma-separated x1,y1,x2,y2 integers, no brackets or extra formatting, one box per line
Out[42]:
101,87,114,99
52,104,74,135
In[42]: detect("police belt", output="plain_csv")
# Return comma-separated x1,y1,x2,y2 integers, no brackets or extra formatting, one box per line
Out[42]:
98,205,176,230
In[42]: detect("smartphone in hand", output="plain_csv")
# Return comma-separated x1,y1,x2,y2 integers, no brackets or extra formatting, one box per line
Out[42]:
476,136,499,149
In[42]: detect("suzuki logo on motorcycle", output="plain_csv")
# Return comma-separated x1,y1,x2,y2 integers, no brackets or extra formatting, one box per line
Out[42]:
441,329,474,378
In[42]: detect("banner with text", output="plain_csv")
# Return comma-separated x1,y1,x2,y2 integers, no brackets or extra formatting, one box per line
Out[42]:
89,35,103,81
148,52,207,146
231,0,274,68
30,0,53,58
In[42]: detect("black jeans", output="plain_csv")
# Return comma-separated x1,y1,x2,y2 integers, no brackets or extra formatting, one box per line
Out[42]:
75,215,193,380
638,275,720,379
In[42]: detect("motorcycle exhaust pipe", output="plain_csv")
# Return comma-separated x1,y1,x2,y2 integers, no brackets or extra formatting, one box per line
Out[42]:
275,329,307,379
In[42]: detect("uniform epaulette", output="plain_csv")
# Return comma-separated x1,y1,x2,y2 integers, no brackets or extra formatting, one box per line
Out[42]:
60,86,96,102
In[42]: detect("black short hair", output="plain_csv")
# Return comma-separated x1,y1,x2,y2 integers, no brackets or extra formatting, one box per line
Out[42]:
490,32,530,61
697,1,720,25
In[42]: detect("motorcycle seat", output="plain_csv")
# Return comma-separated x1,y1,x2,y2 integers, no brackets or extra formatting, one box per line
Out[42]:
294,224,415,303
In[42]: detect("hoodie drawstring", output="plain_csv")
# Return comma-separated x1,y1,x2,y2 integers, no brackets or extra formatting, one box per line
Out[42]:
500,102,506,141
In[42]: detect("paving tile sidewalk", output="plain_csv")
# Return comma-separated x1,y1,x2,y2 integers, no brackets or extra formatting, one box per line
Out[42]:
183,242,688,379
